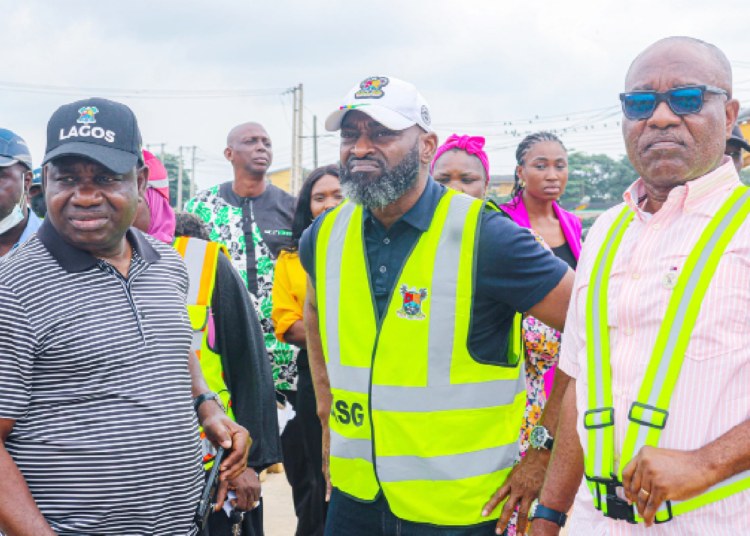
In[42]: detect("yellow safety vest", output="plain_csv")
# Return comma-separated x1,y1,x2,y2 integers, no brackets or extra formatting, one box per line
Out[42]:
173,236,235,470
315,190,524,526
584,186,750,524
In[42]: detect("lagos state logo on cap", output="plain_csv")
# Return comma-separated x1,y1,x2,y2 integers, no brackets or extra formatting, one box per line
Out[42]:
355,77,389,99
77,107,99,124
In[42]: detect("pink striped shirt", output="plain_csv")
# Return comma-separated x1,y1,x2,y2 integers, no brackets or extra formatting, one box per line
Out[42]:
559,159,750,535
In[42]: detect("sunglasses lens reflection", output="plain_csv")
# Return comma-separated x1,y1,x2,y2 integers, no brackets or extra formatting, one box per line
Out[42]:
623,94,656,120
669,88,703,115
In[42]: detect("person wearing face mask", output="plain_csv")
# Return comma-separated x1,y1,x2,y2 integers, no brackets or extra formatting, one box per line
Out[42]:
272,164,343,536
29,168,47,219
0,129,40,259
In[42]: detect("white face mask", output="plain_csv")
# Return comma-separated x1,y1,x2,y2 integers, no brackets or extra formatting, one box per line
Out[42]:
0,191,26,235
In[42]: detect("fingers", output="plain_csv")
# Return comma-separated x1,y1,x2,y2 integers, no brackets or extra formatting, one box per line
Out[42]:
497,493,522,535
235,482,251,511
621,456,637,504
641,487,665,527
482,483,511,518
635,472,652,518
215,480,229,512
220,427,250,481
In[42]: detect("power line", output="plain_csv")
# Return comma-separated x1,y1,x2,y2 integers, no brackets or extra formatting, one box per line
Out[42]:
0,81,292,100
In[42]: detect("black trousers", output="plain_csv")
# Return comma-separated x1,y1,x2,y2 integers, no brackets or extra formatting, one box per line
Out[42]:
280,363,328,536
203,499,264,536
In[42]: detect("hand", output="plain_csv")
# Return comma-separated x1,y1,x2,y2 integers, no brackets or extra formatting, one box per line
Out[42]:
482,448,550,534
621,446,714,527
218,469,261,512
528,518,562,536
199,402,252,482
322,421,332,502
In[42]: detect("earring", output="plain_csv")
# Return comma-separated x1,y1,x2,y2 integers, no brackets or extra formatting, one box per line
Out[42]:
520,181,526,188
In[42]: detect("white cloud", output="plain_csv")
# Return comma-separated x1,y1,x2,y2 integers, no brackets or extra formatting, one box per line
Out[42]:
2,0,749,189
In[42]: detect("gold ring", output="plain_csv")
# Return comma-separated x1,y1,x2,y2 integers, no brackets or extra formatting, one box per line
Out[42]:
640,488,651,497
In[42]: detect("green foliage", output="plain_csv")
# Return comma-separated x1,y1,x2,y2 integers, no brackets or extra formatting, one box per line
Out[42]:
159,152,192,210
561,152,639,205
740,167,750,186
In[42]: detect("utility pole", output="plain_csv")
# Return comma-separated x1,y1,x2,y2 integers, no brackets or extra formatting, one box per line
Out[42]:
160,143,165,162
313,115,318,169
177,146,184,211
190,146,197,199
291,87,298,195
296,84,304,195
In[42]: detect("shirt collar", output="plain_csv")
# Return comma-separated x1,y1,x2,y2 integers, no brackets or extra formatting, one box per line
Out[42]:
363,177,445,232
623,158,739,220
36,218,160,273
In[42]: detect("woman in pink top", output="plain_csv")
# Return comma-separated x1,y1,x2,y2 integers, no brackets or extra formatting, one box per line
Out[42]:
500,133,581,472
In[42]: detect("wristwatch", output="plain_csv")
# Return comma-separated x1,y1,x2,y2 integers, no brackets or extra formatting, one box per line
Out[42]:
528,499,567,527
193,391,225,414
529,425,554,451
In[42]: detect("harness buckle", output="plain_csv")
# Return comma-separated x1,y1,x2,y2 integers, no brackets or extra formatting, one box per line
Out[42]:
628,402,669,430
585,475,636,524
584,407,615,430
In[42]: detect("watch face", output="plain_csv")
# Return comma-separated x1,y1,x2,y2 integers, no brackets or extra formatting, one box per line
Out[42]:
530,426,547,448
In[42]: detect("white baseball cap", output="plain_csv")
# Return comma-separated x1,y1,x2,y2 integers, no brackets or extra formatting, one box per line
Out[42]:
325,76,433,133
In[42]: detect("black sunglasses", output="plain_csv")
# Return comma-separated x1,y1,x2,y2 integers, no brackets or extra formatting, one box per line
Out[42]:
620,85,728,120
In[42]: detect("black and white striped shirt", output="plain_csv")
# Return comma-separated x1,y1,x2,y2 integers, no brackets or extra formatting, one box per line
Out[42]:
0,219,203,536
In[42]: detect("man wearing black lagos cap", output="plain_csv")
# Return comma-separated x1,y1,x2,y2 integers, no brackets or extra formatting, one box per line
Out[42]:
300,77,575,535
0,98,251,536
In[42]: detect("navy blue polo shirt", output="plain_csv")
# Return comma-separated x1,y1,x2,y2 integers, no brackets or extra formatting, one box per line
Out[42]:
299,178,569,364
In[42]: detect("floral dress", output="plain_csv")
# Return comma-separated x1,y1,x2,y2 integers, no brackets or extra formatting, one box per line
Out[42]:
508,229,562,536
186,186,299,391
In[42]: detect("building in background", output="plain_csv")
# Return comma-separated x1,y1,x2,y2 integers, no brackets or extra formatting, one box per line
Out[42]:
487,174,515,198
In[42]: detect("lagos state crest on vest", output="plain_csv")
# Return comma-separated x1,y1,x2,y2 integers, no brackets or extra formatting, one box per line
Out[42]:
396,284,428,320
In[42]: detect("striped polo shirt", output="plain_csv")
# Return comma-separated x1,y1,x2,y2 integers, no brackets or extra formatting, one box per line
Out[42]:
0,219,203,536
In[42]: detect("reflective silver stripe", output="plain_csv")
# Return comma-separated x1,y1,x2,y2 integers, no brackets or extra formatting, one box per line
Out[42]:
323,202,357,369
330,428,373,463
590,212,630,478
631,189,750,457
182,238,209,305
371,375,523,412
377,443,519,483
328,363,371,395
427,193,474,387
191,330,204,351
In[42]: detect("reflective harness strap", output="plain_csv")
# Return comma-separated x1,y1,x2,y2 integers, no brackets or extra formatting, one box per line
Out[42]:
586,187,750,523
585,207,634,516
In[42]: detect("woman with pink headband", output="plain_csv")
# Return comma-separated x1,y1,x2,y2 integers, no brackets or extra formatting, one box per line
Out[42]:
431,134,490,200
133,150,176,244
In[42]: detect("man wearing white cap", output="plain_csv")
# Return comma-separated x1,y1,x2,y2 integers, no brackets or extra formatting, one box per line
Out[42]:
298,76,575,535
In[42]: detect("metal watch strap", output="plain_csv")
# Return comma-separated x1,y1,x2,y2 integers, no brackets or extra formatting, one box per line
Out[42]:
531,501,567,527
194,392,223,414
544,436,555,450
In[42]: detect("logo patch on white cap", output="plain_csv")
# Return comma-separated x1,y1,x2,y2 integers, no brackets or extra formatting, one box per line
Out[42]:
77,107,99,124
421,105,431,126
355,77,389,99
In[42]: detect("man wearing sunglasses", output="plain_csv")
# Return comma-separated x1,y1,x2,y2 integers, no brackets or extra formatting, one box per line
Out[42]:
530,37,749,536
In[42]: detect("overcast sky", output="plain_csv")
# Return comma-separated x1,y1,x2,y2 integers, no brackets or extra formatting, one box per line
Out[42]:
2,0,750,191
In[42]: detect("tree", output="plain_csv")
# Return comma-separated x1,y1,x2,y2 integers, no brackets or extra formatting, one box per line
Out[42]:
561,152,638,206
159,152,192,210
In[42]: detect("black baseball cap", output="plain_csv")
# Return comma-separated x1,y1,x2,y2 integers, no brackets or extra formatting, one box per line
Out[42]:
0,128,32,169
728,124,750,153
42,97,143,174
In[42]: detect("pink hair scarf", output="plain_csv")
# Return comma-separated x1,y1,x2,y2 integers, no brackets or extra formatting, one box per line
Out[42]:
145,187,176,244
431,134,490,181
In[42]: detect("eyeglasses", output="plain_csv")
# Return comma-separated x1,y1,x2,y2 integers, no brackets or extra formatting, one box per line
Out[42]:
619,85,728,120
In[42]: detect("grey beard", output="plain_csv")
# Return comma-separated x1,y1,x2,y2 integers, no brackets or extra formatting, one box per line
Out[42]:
340,144,420,210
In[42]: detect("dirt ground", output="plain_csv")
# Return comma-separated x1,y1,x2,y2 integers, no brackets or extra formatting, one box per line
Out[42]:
263,471,297,536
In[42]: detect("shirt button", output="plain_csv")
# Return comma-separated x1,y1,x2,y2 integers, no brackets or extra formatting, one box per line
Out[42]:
625,327,634,336
616,389,624,397
684,205,692,213
379,266,387,274
632,273,640,280
383,238,390,245
653,223,661,230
